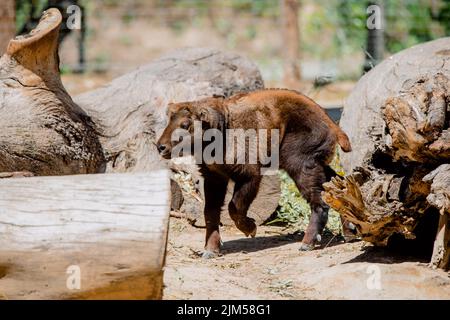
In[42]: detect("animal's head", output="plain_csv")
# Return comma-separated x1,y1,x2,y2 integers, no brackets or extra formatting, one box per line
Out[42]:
156,97,225,159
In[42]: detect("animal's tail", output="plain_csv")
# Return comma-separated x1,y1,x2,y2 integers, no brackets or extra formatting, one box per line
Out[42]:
316,103,352,152
336,129,352,152
293,91,352,153
315,104,352,152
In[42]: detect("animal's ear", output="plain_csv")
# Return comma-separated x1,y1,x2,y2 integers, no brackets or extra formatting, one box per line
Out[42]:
198,107,225,130
166,103,174,116
166,102,184,117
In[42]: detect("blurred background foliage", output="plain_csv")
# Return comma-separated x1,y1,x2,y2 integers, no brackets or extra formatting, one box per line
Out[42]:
16,0,47,31
336,0,450,54
13,0,450,82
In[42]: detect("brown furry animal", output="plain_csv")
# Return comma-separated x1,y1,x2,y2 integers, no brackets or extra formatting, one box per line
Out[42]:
157,89,352,258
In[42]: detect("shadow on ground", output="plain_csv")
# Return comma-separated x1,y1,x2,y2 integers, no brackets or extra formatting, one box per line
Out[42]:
221,230,349,255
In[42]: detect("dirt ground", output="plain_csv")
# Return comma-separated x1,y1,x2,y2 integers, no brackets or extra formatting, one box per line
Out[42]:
164,218,450,300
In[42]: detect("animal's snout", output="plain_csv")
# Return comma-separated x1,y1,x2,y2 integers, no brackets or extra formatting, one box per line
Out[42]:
157,143,168,154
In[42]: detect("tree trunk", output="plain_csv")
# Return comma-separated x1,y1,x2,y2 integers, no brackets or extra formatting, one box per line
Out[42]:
281,0,301,86
323,37,450,269
0,0,15,55
0,170,170,299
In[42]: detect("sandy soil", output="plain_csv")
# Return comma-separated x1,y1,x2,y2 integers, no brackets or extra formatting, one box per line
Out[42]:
164,218,450,300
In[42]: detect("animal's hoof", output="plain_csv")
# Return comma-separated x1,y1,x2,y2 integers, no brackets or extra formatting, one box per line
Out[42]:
202,250,219,259
316,234,322,243
299,243,315,251
244,226,257,238
237,218,257,238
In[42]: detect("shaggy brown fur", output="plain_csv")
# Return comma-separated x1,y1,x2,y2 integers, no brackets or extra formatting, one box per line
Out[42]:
157,89,352,258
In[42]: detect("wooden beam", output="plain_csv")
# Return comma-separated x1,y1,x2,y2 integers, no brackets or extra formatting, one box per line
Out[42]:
0,170,170,299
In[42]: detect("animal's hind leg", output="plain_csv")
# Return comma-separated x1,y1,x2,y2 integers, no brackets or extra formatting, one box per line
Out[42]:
228,175,261,237
288,161,330,251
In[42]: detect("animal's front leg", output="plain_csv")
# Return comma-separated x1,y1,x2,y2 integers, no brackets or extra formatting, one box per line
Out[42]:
202,173,228,259
228,176,261,237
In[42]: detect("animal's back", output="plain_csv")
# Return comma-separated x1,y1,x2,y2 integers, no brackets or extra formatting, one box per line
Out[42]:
227,89,351,152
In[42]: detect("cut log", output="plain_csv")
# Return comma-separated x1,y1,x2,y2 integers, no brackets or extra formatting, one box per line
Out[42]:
0,170,170,299
323,38,450,267
424,165,450,270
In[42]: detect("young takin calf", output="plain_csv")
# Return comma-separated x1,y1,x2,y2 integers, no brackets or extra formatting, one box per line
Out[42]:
157,89,352,258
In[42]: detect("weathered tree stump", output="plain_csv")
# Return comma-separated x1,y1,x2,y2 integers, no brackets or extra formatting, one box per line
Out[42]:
323,37,450,269
0,170,170,299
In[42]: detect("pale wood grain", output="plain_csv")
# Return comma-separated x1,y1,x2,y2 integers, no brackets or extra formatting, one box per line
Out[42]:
0,170,170,299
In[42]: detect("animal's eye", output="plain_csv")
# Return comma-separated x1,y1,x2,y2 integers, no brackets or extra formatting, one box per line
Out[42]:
180,121,191,130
